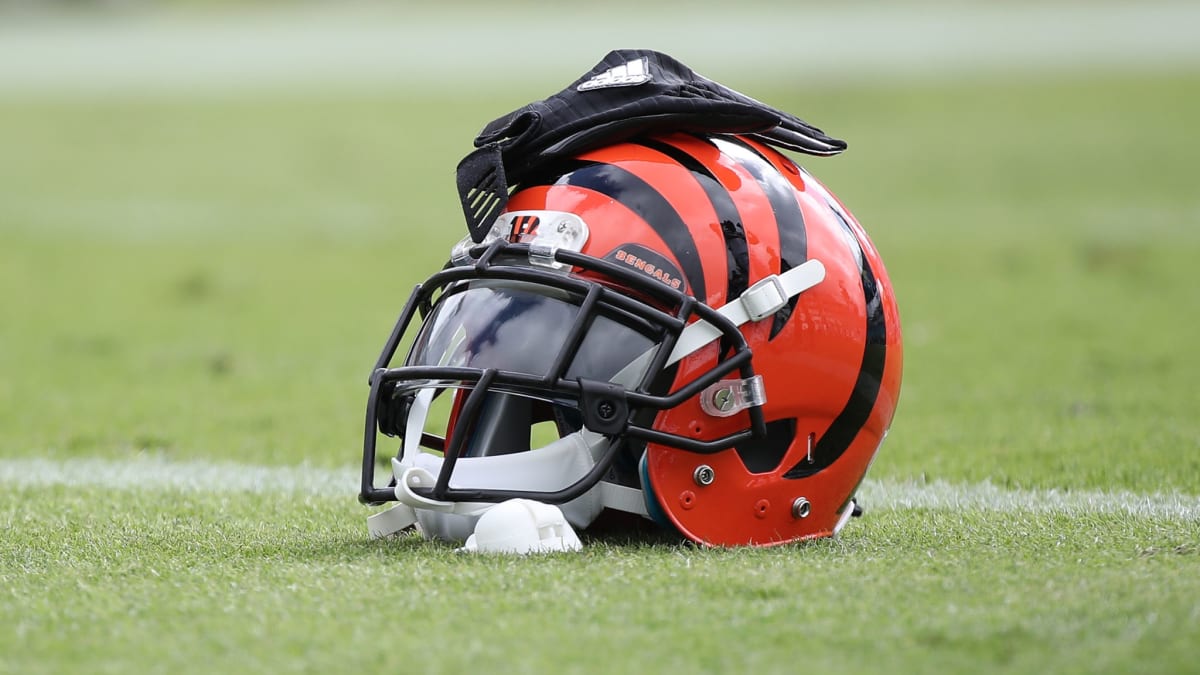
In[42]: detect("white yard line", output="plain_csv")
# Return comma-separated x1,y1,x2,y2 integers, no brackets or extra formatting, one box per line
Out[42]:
1,456,1197,521
0,456,353,498
1,3,1199,94
864,478,1200,521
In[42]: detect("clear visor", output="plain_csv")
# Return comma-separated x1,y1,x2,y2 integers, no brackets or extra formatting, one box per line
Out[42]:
407,281,658,386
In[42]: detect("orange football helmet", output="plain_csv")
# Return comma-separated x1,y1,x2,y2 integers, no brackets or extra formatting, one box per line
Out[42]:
361,131,902,547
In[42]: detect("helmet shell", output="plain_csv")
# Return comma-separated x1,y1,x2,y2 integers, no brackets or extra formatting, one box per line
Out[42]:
505,133,903,546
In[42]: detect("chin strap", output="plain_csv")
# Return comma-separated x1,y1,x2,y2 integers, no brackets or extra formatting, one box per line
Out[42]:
365,461,495,542
401,387,436,463
666,259,826,365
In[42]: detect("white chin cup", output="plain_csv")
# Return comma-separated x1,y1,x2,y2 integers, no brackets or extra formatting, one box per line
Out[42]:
459,499,582,555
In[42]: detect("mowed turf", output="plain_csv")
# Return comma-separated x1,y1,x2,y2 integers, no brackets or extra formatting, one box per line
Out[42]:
2,69,1199,673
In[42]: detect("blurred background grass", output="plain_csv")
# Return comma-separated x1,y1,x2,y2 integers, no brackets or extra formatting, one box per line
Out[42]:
1,1,1198,494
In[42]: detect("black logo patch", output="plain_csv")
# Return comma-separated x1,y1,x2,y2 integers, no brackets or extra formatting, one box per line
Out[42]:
603,244,688,293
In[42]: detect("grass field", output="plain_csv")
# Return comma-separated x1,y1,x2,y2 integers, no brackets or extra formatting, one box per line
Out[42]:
2,6,1200,674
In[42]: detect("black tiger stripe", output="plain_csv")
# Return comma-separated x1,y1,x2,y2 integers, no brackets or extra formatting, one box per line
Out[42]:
551,160,707,301
709,136,808,340
635,138,748,305
783,198,887,480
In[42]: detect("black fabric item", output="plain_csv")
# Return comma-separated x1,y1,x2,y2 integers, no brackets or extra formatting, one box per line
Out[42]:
456,49,847,242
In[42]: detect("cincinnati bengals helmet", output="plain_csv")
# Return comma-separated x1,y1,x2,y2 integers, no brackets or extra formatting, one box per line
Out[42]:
359,50,902,548
359,131,902,547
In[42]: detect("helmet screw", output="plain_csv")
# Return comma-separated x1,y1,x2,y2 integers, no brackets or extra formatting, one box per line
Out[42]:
596,400,617,421
693,465,715,486
791,497,812,519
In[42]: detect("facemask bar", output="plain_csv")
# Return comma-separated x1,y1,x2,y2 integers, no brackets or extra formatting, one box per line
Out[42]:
359,239,768,507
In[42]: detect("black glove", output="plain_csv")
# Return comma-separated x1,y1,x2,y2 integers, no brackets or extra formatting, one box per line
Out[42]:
456,49,847,242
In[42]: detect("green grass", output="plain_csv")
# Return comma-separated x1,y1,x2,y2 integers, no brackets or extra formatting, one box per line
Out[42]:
3,487,1198,674
2,63,1199,673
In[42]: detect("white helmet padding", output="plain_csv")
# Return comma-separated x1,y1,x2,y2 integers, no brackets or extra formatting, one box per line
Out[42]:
400,428,606,541
369,421,648,542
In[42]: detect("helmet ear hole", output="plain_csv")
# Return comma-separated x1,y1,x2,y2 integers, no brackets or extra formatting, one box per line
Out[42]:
733,418,796,474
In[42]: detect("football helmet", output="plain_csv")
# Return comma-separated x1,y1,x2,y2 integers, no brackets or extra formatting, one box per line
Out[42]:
359,130,903,547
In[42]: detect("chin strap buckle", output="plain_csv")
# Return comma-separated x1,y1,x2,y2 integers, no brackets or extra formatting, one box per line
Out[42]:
667,258,826,366
740,274,789,322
